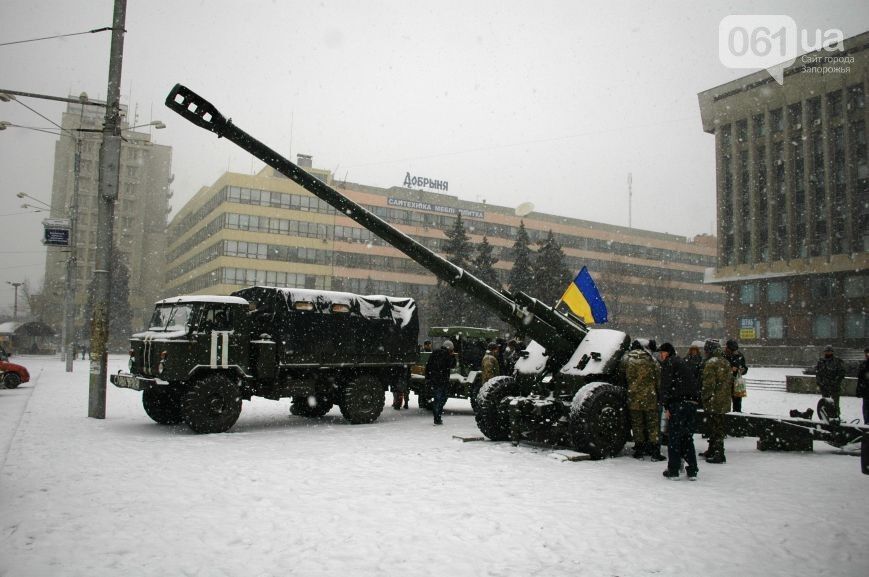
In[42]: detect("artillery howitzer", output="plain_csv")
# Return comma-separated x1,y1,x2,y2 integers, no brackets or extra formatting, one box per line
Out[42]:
166,85,869,465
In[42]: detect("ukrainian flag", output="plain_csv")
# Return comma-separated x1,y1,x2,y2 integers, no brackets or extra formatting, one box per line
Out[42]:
558,266,608,324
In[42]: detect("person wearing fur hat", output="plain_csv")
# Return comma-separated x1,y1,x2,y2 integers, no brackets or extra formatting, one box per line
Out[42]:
425,340,457,425
659,343,700,480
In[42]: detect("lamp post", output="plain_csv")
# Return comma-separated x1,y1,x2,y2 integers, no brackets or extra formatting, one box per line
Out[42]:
6,281,23,321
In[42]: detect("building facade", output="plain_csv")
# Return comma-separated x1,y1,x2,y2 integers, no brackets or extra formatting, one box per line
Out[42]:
164,157,722,342
698,31,869,347
42,100,173,341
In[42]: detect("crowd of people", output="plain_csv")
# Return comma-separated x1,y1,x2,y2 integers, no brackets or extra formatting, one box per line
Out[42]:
420,334,867,476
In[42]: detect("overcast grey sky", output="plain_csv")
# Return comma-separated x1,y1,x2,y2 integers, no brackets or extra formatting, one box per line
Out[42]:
1,0,867,314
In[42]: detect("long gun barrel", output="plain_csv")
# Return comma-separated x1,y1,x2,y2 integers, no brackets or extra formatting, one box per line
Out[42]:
166,84,587,362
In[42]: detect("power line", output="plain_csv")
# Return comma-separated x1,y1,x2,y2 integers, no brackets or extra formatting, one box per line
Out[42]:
0,26,114,47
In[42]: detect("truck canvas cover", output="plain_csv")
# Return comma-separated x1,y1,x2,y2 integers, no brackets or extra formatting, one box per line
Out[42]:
232,286,419,365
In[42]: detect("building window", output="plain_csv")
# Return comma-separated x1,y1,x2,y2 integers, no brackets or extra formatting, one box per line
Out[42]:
787,102,802,130
810,277,834,299
753,114,765,138
767,280,788,303
848,84,865,111
812,315,837,339
767,316,785,339
827,90,842,118
737,119,748,143
844,275,866,298
807,97,821,126
845,312,866,339
770,108,783,133
739,283,758,304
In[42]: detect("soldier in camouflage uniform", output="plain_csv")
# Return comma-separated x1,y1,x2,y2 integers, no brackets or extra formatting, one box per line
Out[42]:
700,339,732,464
623,340,665,460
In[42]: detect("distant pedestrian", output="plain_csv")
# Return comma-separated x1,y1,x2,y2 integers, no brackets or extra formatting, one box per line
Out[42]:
392,374,409,410
724,339,748,412
623,340,665,461
481,342,500,385
857,347,869,425
425,340,456,425
815,345,845,421
659,342,700,480
700,339,731,464
685,341,704,388
81,345,88,360
501,339,518,375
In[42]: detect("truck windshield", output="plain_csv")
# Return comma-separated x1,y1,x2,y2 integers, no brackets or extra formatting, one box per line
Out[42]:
148,303,195,331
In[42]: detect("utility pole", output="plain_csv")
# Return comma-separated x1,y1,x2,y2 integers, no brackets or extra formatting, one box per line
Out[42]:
7,282,23,321
89,0,126,419
63,128,81,372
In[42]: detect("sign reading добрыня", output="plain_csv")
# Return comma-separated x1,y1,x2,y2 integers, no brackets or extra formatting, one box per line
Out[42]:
388,197,484,220
403,172,448,192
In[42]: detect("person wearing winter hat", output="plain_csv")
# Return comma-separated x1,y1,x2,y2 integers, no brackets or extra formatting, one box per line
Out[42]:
815,345,845,421
623,340,665,461
724,339,749,412
659,343,701,480
700,339,732,464
425,340,457,425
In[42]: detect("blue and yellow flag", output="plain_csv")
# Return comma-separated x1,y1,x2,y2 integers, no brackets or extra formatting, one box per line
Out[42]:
558,266,608,324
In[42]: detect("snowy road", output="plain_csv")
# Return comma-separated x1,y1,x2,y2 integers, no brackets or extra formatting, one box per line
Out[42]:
1,356,867,577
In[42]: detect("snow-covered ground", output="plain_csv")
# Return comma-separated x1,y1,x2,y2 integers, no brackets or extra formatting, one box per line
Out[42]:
1,356,867,577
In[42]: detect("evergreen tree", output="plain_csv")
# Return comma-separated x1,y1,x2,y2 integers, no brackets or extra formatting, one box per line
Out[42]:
507,221,533,295
532,230,571,306
466,236,500,327
430,214,473,326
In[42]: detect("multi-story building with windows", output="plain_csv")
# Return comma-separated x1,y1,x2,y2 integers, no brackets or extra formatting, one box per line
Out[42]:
42,99,173,340
698,31,868,347
165,156,722,341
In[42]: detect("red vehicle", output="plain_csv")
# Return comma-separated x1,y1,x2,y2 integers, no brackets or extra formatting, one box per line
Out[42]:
0,354,29,389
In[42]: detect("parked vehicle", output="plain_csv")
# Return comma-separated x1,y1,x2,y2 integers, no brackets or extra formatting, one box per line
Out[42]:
111,288,418,433
412,326,499,410
0,357,30,389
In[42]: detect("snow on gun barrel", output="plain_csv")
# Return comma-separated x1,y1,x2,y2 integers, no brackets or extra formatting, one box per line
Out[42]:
111,286,418,434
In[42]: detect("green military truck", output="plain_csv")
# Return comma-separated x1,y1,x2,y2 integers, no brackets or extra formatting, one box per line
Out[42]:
111,287,418,433
412,326,500,411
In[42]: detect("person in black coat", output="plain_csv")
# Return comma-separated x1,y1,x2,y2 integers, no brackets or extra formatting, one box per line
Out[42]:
724,339,748,412
425,340,456,425
857,347,869,425
659,342,700,480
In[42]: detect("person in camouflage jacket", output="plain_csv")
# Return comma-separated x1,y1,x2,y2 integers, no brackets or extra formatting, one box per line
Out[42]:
700,340,732,463
623,341,665,460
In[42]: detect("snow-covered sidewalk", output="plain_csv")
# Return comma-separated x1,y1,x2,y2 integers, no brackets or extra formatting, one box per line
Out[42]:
1,356,867,577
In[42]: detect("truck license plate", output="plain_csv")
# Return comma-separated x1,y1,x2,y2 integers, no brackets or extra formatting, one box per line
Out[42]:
113,373,143,391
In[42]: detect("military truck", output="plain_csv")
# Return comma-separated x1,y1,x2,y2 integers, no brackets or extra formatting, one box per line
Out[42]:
412,326,499,410
111,287,418,433
166,84,868,462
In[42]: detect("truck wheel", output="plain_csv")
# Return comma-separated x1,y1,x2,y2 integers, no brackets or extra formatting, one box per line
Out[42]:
339,375,385,424
569,382,629,459
3,372,21,389
182,374,242,434
475,376,518,441
142,383,183,424
290,394,334,418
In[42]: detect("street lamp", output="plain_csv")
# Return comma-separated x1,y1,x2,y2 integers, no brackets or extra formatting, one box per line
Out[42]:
6,281,23,321
16,192,51,210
